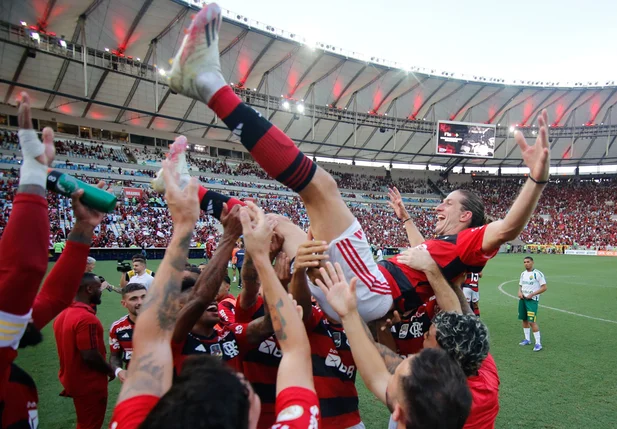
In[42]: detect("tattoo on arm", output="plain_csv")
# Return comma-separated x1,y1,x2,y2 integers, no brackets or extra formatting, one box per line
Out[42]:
247,313,273,345
242,256,259,288
118,351,166,401
374,342,404,374
272,298,288,341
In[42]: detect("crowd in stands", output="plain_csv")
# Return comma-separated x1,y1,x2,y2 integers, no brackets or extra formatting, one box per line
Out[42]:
2,128,616,249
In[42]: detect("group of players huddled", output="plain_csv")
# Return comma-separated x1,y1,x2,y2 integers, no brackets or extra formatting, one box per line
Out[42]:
0,3,554,429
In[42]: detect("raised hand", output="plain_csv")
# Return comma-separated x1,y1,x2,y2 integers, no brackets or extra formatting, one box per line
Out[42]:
17,92,55,167
315,262,358,319
71,181,108,229
294,240,329,273
387,187,409,221
515,109,550,182
239,202,273,258
397,246,438,273
220,203,243,239
274,252,292,288
162,159,199,231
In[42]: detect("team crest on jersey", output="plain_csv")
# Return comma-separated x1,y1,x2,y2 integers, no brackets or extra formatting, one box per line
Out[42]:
529,275,534,280
222,340,240,358
209,343,222,357
332,331,342,348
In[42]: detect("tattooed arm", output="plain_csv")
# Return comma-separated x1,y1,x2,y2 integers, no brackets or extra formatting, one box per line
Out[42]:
238,251,260,309
116,158,199,404
245,312,274,346
241,202,314,394
172,206,242,344
360,320,403,374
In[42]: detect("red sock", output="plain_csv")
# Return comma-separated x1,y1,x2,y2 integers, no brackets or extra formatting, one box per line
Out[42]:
208,86,316,192
198,186,244,220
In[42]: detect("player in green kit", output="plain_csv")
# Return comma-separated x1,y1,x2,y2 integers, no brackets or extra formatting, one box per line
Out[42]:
518,256,547,351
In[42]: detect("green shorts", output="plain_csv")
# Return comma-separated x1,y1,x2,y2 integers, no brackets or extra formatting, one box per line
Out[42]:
518,299,539,322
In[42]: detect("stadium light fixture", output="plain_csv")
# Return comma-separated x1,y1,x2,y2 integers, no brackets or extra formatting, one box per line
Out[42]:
21,21,27,26
282,100,290,110
59,39,67,48
158,68,167,76
30,32,40,41
509,126,515,133
296,103,305,114
105,47,110,52
136,57,141,62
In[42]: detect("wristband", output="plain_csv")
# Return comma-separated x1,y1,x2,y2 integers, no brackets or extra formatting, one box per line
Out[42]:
528,175,548,185
115,367,123,378
402,217,412,223
18,129,48,187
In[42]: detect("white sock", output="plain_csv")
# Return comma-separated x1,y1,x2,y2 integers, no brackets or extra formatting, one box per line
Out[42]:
18,129,48,188
533,331,541,344
524,328,531,341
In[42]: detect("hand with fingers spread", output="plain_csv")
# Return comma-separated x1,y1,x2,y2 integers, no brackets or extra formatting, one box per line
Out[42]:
294,240,329,274
388,187,410,221
162,159,200,232
220,203,243,239
239,202,273,258
380,310,402,332
397,246,439,274
315,262,358,319
515,109,550,183
274,252,292,288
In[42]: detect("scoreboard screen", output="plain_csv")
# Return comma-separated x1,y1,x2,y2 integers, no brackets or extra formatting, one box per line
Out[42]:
436,121,496,158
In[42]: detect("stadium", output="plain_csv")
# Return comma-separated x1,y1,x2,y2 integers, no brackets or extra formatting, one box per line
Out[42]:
0,0,616,428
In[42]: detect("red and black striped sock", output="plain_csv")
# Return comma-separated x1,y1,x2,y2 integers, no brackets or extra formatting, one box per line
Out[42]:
208,85,317,193
198,186,244,220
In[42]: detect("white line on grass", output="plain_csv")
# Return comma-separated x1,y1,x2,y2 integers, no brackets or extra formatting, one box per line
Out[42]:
498,280,617,325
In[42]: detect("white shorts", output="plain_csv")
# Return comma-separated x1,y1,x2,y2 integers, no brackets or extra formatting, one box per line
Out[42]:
308,219,393,323
463,287,480,303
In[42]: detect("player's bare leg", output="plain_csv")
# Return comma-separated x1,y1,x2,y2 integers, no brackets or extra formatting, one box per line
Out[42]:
167,3,354,243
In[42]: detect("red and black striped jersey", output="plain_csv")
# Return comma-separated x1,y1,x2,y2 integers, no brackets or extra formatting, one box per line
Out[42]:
172,323,250,374
306,306,361,429
386,225,497,310
236,294,280,429
463,272,481,292
109,315,135,366
217,294,236,326
391,299,436,357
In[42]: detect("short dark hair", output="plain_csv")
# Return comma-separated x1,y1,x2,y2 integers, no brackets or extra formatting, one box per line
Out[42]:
402,348,472,429
132,254,146,263
223,275,231,285
524,256,534,262
140,355,250,429
79,272,100,292
122,283,147,296
433,312,490,376
457,190,486,228
181,276,197,292
184,266,201,276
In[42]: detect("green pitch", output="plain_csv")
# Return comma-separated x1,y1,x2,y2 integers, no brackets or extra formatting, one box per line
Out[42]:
14,254,617,428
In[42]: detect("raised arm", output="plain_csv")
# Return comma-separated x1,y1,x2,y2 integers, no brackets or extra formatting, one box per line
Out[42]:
240,202,314,394
238,251,260,309
397,247,462,314
289,237,329,323
483,110,550,252
32,184,108,329
316,262,391,405
116,158,199,403
171,205,242,343
388,187,424,247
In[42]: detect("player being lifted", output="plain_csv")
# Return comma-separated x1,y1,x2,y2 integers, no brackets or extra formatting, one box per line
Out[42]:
163,2,552,322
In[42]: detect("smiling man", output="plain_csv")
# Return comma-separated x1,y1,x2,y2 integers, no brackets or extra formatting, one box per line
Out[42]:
109,283,147,383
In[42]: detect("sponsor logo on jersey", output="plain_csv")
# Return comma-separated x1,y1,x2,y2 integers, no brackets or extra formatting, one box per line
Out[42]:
325,351,355,379
258,338,282,358
114,325,132,332
235,325,243,335
121,333,130,339
276,405,304,422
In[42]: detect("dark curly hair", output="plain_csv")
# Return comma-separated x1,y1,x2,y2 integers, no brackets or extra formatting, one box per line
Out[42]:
140,355,250,429
433,312,490,376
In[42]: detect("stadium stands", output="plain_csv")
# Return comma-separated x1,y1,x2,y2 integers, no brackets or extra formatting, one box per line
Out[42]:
1,129,616,250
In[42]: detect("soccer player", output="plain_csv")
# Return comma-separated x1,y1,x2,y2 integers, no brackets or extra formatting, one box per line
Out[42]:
236,242,246,289
518,256,547,351
53,273,115,429
119,254,155,289
0,91,108,427
231,243,241,282
109,164,319,429
463,272,482,316
166,2,552,323
109,283,147,382
291,238,363,429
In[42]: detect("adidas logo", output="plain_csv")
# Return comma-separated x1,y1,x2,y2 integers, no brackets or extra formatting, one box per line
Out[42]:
195,344,207,352
206,200,214,215
121,333,129,339
232,123,244,138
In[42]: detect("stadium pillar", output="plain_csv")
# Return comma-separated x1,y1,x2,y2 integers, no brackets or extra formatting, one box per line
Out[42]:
607,106,612,157
80,17,88,97
265,73,270,118
353,93,358,146
393,98,398,150
311,86,316,140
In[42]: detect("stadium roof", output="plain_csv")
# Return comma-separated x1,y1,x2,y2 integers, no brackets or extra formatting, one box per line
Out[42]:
2,0,617,168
